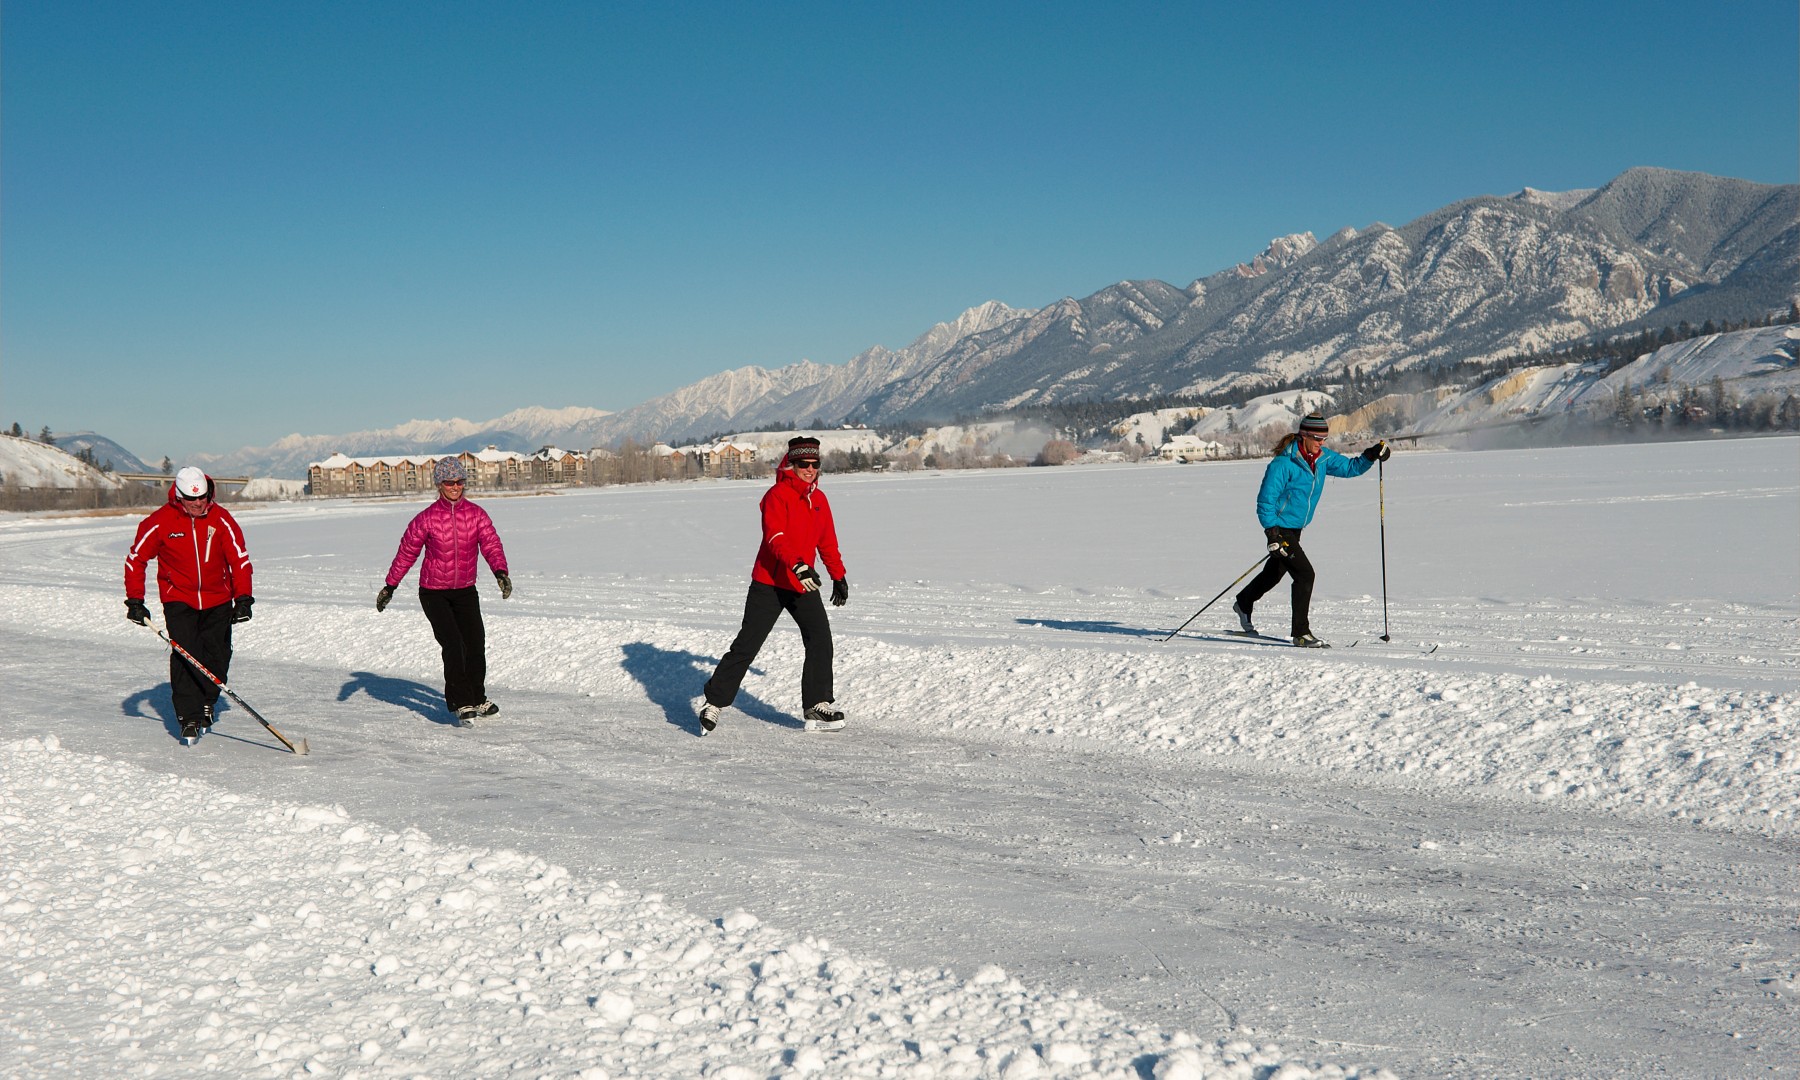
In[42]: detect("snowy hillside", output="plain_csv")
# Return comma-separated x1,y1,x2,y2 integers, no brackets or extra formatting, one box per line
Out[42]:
2,438,1795,1078
1350,325,1800,442
1187,389,1338,441
0,433,126,489
48,431,154,475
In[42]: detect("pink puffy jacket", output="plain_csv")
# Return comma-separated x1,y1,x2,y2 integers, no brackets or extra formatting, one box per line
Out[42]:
385,496,509,590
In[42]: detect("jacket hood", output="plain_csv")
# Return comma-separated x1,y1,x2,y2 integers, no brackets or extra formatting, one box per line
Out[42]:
775,465,817,495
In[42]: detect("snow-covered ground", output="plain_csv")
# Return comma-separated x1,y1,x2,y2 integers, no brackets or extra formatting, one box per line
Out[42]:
2,437,1796,1078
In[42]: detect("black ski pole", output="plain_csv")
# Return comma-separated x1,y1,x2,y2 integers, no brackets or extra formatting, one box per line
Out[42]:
1162,553,1271,643
144,622,309,755
1377,458,1390,641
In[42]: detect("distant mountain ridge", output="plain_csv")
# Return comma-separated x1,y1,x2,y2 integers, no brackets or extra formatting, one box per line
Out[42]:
186,406,612,479
848,167,1798,422
182,167,1794,478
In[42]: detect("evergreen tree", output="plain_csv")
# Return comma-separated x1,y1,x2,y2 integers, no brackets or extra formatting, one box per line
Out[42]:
8,422,20,437
161,456,174,475
39,426,55,445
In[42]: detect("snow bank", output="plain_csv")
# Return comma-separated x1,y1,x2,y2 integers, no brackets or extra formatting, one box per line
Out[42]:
0,735,1386,1079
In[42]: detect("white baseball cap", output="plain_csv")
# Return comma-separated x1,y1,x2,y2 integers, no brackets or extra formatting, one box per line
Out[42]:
174,467,209,499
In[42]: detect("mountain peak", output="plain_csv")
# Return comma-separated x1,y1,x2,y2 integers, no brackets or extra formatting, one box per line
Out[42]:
1234,233,1318,278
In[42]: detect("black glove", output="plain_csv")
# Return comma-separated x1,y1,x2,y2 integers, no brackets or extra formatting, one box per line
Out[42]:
1264,527,1291,558
232,595,255,623
1361,441,1391,462
125,597,151,626
830,578,849,607
792,562,822,593
496,571,513,599
376,584,396,612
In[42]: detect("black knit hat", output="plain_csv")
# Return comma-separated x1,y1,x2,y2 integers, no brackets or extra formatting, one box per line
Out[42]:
785,436,821,466
1298,412,1330,436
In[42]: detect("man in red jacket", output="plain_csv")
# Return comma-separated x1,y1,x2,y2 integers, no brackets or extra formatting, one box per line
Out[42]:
699,436,849,734
124,467,255,743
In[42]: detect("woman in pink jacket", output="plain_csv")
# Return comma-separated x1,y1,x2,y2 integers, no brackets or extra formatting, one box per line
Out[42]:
376,458,512,725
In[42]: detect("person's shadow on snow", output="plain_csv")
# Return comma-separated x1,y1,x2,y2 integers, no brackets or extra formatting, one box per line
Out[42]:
619,641,802,736
338,671,456,725
122,682,183,741
1016,617,1163,640
121,682,241,743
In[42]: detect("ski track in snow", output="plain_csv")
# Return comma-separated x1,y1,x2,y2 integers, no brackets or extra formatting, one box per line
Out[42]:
1,438,1797,1078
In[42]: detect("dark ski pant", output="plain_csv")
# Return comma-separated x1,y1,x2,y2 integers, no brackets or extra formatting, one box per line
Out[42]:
419,586,487,712
163,600,233,724
1237,529,1316,637
704,582,833,710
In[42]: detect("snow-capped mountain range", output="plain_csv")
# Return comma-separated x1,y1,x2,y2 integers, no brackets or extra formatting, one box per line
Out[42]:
149,168,1798,477
185,406,614,480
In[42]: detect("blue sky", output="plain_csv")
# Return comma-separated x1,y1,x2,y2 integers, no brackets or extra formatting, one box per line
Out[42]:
4,0,1796,460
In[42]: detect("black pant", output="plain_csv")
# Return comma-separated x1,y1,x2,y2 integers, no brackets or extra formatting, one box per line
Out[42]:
1237,528,1316,637
704,582,834,710
163,600,233,723
419,586,487,711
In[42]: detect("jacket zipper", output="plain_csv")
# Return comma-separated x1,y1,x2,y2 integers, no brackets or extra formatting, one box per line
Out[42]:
448,499,460,588
190,521,205,609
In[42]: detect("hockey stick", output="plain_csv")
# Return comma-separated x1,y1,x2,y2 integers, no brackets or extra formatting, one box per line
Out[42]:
1161,553,1271,643
143,621,309,754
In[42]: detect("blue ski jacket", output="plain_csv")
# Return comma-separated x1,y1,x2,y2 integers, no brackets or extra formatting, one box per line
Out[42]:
1255,442,1373,530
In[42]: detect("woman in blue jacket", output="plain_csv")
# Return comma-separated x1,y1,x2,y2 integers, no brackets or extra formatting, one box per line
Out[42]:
1233,412,1388,647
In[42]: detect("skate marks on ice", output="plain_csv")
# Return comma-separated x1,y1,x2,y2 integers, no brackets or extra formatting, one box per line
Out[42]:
2,734,1295,1080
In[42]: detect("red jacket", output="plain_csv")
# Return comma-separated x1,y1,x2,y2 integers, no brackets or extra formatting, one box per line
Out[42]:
385,495,509,590
752,467,846,591
124,476,254,610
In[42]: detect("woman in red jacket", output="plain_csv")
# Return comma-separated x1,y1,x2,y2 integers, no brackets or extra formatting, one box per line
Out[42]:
123,467,255,743
699,437,849,734
376,457,512,726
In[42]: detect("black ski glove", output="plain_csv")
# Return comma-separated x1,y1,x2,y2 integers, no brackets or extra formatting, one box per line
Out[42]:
125,597,151,626
1361,441,1391,462
232,595,255,623
792,562,822,593
830,578,849,607
1264,527,1291,558
376,584,396,612
496,571,513,599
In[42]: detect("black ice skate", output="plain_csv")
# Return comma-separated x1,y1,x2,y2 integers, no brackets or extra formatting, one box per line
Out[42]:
803,702,846,732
